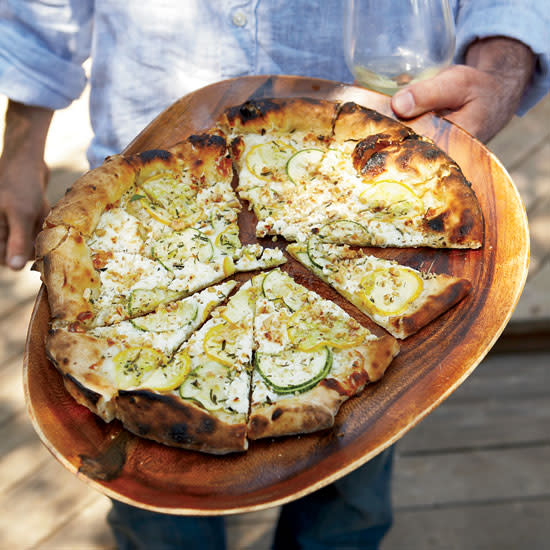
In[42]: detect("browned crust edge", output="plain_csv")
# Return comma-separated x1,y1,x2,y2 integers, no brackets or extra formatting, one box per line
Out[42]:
389,277,472,339
115,390,248,454
44,154,137,236
333,101,415,143
36,229,99,326
218,97,339,137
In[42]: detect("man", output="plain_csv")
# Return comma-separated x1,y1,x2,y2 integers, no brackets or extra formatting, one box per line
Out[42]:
1,2,548,549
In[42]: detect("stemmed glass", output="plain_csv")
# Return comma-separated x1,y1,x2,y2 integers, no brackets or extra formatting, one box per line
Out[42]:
343,0,456,95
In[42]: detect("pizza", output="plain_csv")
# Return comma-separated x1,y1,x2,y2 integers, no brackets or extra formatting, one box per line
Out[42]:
287,238,472,339
34,97,483,454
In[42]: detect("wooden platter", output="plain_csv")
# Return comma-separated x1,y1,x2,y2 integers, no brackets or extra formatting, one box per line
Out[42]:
24,75,529,515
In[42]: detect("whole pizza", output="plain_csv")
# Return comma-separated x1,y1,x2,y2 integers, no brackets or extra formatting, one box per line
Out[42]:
34,98,483,454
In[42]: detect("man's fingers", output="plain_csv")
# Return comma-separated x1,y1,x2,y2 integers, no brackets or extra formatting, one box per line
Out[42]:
0,214,7,266
5,210,35,270
391,66,474,119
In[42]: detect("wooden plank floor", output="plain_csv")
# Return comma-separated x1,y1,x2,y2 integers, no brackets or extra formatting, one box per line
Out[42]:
0,91,549,549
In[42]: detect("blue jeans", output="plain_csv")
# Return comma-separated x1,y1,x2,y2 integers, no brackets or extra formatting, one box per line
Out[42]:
108,446,394,550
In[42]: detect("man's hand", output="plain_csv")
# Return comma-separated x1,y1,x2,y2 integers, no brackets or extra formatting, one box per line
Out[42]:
0,101,53,270
391,38,536,143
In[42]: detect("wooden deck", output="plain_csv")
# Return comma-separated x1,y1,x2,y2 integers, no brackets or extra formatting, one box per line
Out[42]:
1,91,549,549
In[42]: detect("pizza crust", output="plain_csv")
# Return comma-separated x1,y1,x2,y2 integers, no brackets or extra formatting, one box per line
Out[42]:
44,155,136,236
46,329,118,421
333,101,414,143
115,390,248,454
218,97,339,137
36,228,99,327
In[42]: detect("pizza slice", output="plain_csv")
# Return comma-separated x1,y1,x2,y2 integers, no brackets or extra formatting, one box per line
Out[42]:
219,98,483,249
247,269,399,440
327,102,484,248
46,281,237,423
34,134,286,329
288,238,472,339
116,281,258,454
218,98,340,241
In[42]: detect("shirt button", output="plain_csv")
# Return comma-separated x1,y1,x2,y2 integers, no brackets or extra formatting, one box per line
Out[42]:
232,10,247,27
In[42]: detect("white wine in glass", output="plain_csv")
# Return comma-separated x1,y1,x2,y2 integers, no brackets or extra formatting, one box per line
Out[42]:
344,0,456,95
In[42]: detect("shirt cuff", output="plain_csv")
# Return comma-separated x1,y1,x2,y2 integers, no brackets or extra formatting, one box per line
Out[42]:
0,22,88,110
454,3,550,115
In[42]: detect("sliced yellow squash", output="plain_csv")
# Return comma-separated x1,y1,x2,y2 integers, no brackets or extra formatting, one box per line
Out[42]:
287,303,368,352
360,266,423,316
245,141,296,180
113,346,166,389
359,181,424,219
140,349,191,391
203,322,243,367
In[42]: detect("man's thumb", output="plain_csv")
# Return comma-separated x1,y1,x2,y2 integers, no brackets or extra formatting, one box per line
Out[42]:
391,66,471,119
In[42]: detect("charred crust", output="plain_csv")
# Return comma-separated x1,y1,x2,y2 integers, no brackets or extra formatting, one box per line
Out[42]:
358,151,388,177
197,417,216,434
230,137,245,162
249,415,268,432
169,423,193,444
188,133,226,149
115,390,247,453
458,210,476,237
321,377,345,395
226,99,283,124
64,373,101,406
136,149,173,163
339,102,383,122
426,213,446,233
271,408,284,421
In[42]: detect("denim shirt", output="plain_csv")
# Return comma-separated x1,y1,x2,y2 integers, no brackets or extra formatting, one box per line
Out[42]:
1,0,549,168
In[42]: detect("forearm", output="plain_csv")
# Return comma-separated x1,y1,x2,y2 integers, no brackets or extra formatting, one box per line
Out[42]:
2,100,54,172
0,101,53,269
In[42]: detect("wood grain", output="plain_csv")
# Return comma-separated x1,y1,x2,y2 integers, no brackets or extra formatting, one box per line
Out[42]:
24,76,529,515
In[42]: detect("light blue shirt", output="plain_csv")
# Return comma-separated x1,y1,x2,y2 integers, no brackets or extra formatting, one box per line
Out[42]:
1,1,549,168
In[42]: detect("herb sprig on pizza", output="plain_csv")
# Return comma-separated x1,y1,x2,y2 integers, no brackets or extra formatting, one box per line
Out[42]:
34,97,483,454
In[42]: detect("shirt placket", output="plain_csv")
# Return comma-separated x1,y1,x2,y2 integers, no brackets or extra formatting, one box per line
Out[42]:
220,0,259,78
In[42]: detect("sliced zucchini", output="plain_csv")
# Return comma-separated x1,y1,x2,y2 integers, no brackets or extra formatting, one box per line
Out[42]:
245,141,296,180
127,287,184,316
255,347,332,394
261,269,308,311
316,219,371,244
179,361,230,411
360,266,424,316
214,223,242,256
306,235,331,270
140,349,191,391
287,304,367,351
113,346,166,389
285,148,324,185
130,299,198,332
152,228,214,270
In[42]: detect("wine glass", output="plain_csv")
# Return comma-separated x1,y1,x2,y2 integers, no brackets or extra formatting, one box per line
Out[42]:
343,0,456,95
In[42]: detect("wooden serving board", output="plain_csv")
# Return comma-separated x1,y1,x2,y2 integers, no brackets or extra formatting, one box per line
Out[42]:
24,76,529,515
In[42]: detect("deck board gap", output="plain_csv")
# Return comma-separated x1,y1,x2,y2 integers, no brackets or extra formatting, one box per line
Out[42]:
399,439,550,457
395,493,550,513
